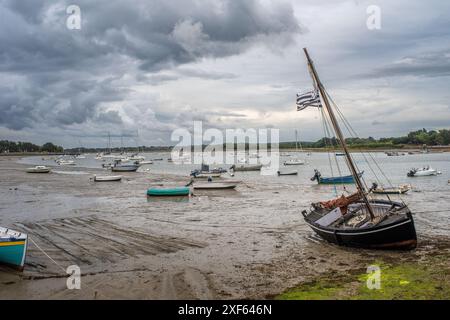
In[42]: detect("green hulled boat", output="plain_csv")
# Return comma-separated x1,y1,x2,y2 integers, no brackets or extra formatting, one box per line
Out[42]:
147,187,191,196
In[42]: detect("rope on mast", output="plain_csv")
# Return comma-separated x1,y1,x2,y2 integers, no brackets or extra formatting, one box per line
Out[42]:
325,92,406,204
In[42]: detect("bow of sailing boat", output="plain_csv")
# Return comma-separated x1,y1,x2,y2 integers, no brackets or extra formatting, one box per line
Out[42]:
298,48,417,250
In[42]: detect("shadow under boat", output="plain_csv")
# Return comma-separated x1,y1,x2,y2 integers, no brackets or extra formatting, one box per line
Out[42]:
146,195,191,203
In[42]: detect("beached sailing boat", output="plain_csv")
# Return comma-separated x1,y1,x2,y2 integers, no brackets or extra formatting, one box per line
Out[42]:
298,48,417,250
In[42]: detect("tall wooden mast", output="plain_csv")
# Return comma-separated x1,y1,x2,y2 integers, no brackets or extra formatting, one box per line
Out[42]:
303,48,375,219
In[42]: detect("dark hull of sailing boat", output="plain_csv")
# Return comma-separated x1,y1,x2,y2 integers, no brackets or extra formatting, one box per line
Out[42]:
302,199,417,250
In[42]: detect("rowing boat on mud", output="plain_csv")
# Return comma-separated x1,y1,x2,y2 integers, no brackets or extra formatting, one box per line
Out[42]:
94,175,122,182
311,169,364,185
230,164,262,172
0,227,28,270
26,166,51,173
277,170,298,176
147,187,191,196
371,183,411,195
193,181,238,190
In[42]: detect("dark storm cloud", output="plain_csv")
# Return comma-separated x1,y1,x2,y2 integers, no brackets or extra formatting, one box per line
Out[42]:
0,0,301,132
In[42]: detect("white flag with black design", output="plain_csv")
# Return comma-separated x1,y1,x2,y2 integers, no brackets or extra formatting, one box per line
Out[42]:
296,89,321,111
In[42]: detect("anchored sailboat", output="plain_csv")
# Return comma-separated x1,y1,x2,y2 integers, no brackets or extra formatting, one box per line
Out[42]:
298,48,417,250
284,130,305,166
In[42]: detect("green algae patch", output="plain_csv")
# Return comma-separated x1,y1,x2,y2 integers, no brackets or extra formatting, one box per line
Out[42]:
275,272,361,300
276,258,450,300
276,280,342,300
355,262,450,300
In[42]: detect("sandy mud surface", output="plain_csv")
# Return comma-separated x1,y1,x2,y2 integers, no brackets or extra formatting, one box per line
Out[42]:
0,156,449,299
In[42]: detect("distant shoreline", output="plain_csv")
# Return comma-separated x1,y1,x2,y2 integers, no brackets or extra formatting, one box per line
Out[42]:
2,148,449,157
0,152,65,157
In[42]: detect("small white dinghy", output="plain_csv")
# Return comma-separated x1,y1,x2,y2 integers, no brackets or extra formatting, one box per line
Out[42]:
26,166,51,173
136,160,153,165
191,172,222,179
93,175,122,182
284,159,305,166
193,181,240,190
57,160,76,166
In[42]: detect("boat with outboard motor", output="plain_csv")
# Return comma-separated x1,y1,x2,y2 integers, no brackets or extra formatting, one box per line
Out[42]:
370,183,411,195
190,164,223,178
407,166,438,177
311,169,363,185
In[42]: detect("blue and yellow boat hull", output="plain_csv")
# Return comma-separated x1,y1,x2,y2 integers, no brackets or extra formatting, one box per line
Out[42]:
0,228,28,270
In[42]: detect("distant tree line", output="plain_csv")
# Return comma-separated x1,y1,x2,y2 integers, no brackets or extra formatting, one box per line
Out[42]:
0,140,64,153
281,128,450,149
64,146,172,153
2,129,449,153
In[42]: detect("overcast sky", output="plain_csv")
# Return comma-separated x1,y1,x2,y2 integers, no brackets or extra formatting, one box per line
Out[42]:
1,0,449,148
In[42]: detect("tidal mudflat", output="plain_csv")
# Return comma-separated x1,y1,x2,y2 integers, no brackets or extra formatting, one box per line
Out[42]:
1,154,449,299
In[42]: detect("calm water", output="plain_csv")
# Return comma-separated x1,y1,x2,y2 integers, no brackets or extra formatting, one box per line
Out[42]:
18,151,450,237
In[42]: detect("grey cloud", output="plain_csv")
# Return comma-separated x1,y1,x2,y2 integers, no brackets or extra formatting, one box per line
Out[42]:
2,0,301,73
359,50,450,79
138,68,237,85
95,111,123,124
0,0,301,135
176,68,237,80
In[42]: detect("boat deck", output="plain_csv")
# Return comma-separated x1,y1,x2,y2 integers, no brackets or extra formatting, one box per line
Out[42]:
306,200,410,230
